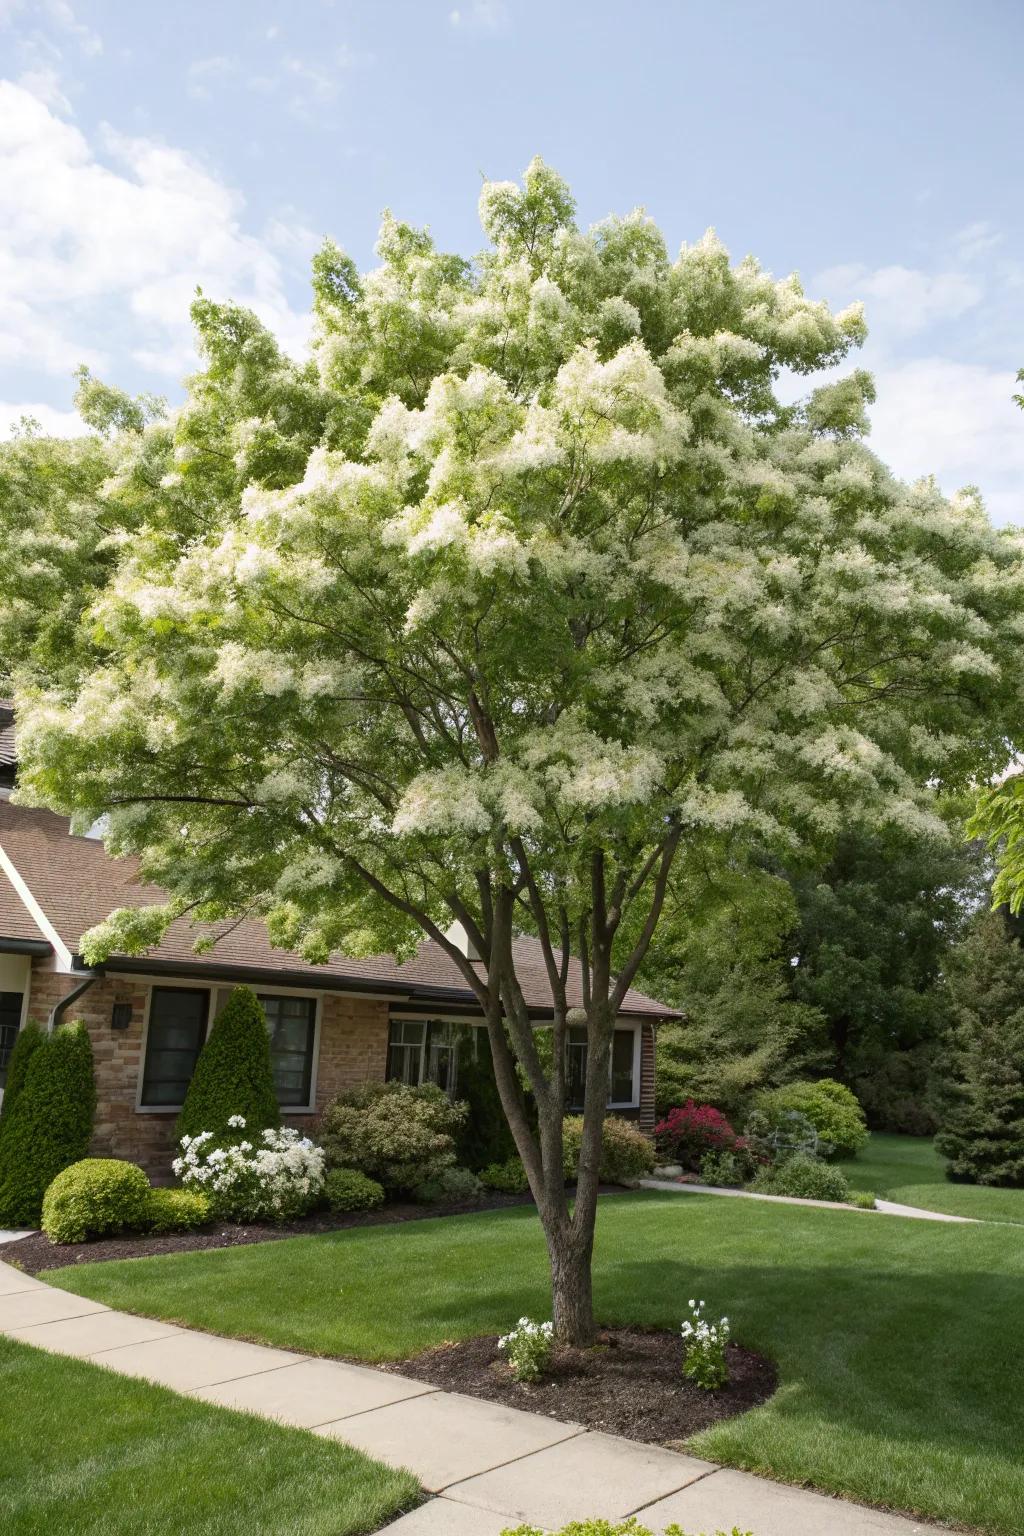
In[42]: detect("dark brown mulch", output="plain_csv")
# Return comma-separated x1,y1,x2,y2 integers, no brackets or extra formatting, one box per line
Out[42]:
385,1328,776,1444
0,1191,537,1274
0,1185,627,1274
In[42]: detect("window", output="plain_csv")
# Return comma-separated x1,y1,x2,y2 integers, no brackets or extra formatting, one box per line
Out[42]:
259,994,317,1107
386,1020,461,1094
141,988,209,1107
0,992,24,1088
567,1025,638,1109
387,1020,425,1085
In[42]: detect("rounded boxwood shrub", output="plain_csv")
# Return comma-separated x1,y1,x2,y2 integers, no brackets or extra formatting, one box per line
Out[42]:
0,1021,44,1130
176,986,279,1145
755,1079,868,1158
324,1167,386,1213
562,1114,656,1185
749,1151,851,1203
146,1186,213,1233
479,1154,529,1193
41,1158,151,1244
414,1165,483,1204
0,1019,96,1227
318,1081,466,1195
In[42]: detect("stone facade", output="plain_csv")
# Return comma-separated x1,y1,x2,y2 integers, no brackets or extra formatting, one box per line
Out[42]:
23,961,658,1178
25,963,392,1178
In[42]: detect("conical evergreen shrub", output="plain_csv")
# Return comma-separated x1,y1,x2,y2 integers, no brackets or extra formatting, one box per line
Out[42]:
0,1020,96,1226
0,1020,44,1129
176,986,280,1144
935,912,1024,1187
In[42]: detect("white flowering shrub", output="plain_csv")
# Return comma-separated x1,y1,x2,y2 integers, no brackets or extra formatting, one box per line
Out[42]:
680,1298,730,1390
172,1116,325,1224
499,1316,555,1383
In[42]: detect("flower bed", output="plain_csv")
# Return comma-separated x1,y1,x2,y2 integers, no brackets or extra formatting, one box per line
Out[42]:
385,1326,775,1442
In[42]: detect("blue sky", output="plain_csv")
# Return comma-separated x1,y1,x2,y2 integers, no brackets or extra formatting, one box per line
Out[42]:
2,0,1022,522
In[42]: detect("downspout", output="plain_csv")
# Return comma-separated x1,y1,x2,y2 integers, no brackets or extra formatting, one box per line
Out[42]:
48,971,99,1033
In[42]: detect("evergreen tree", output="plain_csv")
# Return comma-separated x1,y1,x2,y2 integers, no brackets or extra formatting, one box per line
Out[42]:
176,986,280,1144
935,912,1024,1187
0,1020,95,1225
0,1020,44,1128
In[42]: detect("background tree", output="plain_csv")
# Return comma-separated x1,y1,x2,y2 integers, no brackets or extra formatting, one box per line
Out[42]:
12,161,1024,1342
935,910,1024,1186
787,815,986,1132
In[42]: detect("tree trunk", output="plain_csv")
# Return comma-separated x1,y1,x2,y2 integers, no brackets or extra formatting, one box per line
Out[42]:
548,1225,596,1345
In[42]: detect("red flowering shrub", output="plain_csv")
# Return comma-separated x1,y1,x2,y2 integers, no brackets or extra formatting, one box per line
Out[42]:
653,1101,742,1171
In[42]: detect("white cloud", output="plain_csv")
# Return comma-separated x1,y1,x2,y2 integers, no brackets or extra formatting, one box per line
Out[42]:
449,2,508,32
0,80,309,383
16,63,70,112
186,55,238,100
953,220,1002,263
816,262,982,340
0,0,101,56
868,357,1024,528
0,400,84,438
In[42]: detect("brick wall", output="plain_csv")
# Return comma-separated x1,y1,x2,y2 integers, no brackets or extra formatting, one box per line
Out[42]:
26,964,392,1178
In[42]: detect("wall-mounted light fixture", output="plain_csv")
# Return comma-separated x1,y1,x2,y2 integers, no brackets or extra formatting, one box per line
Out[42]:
111,1000,133,1030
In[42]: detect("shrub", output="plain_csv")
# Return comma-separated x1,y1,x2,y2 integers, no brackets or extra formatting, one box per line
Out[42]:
698,1149,751,1188
415,1165,483,1203
755,1078,868,1158
318,1081,466,1194
849,1189,877,1210
680,1297,730,1390
455,1028,520,1170
324,1167,386,1213
173,1118,325,1222
742,1104,820,1164
0,1021,44,1129
498,1317,554,1383
652,1101,742,1172
561,1115,655,1185
146,1186,213,1233
42,1158,151,1245
479,1155,529,1193
750,1151,851,1203
177,987,279,1146
0,1019,95,1227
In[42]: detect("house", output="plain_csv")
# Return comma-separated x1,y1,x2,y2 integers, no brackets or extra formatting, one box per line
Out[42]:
0,705,675,1177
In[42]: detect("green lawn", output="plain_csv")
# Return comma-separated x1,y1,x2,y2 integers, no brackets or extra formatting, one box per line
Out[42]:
836,1132,1024,1224
0,1335,419,1536
49,1189,1024,1536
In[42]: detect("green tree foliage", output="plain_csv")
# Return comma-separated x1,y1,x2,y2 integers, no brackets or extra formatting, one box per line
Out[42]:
0,1021,44,1128
13,160,1024,1342
641,866,829,1116
788,820,985,1131
756,1078,869,1158
935,912,1024,1186
176,987,279,1144
0,1020,95,1225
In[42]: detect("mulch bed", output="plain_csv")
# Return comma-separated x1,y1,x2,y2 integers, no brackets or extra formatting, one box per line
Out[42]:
385,1328,776,1444
0,1190,538,1274
0,1185,626,1275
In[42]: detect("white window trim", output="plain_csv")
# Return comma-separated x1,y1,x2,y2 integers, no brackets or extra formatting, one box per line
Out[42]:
135,982,323,1115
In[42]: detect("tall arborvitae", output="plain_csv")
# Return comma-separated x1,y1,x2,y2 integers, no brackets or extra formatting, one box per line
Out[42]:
176,986,279,1145
935,912,1024,1187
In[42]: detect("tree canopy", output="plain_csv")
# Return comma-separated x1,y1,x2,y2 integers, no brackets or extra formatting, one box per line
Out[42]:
8,159,1024,1339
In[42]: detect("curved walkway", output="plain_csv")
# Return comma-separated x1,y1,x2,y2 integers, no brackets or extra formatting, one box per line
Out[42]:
0,1257,934,1535
638,1177,978,1223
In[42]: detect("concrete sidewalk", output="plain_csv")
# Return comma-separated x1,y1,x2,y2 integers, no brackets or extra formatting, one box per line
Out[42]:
0,1258,933,1535
638,1178,978,1223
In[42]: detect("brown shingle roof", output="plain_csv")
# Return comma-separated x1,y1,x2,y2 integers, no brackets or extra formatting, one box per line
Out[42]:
0,861,49,946
0,799,677,1017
